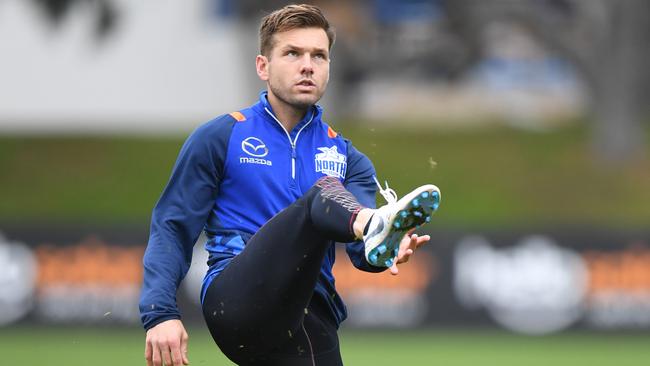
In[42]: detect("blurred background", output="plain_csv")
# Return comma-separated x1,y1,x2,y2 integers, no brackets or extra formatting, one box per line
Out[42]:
1,0,649,365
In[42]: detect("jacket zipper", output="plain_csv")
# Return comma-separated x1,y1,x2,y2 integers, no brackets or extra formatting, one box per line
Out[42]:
264,107,314,179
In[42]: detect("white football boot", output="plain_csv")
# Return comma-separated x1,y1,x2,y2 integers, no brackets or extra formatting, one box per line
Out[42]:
363,178,441,267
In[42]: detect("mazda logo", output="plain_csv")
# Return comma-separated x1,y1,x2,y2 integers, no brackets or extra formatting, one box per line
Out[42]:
241,137,269,157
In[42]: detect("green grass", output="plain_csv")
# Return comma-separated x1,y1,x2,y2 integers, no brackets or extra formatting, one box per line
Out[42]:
0,124,649,228
2,327,649,365
342,125,650,229
342,330,650,365
0,136,180,224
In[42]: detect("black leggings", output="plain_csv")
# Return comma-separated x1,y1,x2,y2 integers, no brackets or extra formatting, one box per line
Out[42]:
202,177,363,365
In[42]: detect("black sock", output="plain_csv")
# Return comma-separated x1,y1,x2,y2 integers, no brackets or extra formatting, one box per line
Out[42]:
308,177,364,242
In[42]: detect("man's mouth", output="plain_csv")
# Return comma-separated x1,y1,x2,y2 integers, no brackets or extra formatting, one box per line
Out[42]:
296,79,316,87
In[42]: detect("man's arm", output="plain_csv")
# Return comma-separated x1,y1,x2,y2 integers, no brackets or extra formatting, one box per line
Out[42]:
139,115,234,329
343,139,432,275
140,114,236,366
342,140,387,273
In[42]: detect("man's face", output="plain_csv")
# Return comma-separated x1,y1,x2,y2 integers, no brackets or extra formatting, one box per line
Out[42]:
257,27,330,110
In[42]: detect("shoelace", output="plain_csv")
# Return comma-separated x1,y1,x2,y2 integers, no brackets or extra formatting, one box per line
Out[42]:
373,176,398,204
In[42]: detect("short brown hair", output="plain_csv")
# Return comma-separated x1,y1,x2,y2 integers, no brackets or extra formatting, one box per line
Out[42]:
259,4,335,56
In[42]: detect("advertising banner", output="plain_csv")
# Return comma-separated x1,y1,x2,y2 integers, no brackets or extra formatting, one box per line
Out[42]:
1,227,648,334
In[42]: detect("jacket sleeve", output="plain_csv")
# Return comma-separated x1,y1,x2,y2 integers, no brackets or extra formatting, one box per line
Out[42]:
342,139,386,273
139,115,235,330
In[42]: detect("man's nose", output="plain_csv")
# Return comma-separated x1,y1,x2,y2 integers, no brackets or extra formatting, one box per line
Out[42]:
300,54,314,74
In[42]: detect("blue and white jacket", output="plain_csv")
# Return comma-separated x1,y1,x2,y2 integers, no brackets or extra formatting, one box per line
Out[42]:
139,91,381,330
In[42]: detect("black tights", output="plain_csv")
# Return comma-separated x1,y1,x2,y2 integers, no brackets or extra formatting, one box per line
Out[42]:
202,177,364,365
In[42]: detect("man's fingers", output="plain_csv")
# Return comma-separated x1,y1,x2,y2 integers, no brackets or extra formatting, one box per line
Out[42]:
170,340,184,366
398,248,413,263
181,332,189,365
396,249,413,265
400,234,418,255
144,320,189,366
392,247,415,274
145,340,154,366
391,231,431,274
409,234,419,250
151,341,162,366
415,234,430,249
158,340,173,366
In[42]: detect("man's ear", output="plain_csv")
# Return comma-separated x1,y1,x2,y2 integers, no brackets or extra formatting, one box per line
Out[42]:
256,55,269,81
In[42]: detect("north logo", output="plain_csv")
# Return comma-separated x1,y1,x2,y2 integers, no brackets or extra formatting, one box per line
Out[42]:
240,137,272,166
241,137,268,157
315,146,347,178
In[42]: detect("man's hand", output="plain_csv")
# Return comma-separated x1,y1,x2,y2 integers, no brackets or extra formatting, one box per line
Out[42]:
145,319,189,366
389,228,430,275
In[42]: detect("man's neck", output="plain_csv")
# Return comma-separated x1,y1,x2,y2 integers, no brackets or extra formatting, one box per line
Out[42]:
267,92,310,132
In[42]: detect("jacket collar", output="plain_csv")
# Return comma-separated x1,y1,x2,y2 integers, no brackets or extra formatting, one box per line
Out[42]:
253,90,323,138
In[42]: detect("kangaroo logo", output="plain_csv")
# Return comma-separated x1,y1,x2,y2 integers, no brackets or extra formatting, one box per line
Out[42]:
315,146,347,179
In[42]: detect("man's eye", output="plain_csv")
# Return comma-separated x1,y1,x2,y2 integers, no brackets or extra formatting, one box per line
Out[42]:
314,54,326,60
287,51,298,57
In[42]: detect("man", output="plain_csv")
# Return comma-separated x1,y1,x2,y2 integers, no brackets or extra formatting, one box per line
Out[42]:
140,4,440,366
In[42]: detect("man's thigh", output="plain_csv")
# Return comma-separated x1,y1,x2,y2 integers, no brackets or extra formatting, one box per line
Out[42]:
240,296,343,366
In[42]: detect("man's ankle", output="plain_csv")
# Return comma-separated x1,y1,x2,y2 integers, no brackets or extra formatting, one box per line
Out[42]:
353,208,374,239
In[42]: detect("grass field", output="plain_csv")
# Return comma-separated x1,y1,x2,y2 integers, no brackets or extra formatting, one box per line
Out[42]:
2,327,649,365
1,125,649,229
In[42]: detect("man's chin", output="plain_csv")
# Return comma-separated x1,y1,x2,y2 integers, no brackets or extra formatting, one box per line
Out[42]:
289,94,321,109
